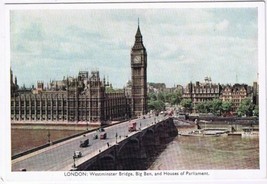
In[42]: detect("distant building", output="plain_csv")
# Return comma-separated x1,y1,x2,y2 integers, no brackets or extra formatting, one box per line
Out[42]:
220,83,253,112
10,69,19,95
182,77,257,113
252,81,259,105
147,83,166,93
182,77,221,110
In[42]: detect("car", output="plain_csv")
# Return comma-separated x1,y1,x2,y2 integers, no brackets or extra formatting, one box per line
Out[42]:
94,134,98,139
73,151,82,158
79,139,89,147
99,127,105,132
128,121,137,132
100,132,107,139
19,168,27,171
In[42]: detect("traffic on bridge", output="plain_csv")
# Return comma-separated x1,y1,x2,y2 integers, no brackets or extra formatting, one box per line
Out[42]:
12,115,167,171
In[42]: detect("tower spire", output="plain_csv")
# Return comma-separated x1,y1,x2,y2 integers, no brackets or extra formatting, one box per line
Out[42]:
133,18,145,50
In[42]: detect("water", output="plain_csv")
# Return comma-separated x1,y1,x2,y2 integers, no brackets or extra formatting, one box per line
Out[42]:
149,135,259,170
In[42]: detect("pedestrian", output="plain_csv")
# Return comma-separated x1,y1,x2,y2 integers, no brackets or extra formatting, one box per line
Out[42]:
107,142,109,147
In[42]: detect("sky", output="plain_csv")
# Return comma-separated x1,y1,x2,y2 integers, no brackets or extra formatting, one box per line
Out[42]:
10,7,258,88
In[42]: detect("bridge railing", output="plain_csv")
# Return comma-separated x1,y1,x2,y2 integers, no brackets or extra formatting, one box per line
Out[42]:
11,119,132,160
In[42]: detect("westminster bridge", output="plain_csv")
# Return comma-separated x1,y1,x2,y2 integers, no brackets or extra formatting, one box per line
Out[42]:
12,116,178,171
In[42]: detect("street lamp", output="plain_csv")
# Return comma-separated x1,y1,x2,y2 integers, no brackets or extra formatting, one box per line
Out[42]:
73,153,76,168
47,130,51,144
115,132,118,143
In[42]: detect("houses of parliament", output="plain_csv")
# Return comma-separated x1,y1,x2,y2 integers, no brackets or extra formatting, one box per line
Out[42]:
10,24,148,124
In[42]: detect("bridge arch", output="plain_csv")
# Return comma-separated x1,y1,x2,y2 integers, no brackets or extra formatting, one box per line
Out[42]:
94,154,116,170
117,138,140,157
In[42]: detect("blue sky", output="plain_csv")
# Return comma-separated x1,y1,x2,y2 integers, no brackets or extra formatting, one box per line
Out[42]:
10,8,258,88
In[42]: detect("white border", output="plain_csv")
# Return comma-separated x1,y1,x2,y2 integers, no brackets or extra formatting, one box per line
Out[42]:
0,1,266,184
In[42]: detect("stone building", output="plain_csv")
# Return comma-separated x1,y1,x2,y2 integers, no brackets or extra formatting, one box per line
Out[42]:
130,23,148,116
11,71,130,123
182,76,256,113
220,84,253,112
10,23,148,123
182,77,221,109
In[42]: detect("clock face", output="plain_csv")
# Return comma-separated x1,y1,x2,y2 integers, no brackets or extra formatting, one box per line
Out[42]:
133,56,141,64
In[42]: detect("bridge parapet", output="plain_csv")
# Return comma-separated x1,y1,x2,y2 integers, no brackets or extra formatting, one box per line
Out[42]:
74,117,177,171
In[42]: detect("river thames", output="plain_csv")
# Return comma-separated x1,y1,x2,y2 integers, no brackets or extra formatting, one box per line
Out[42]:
149,135,259,170
12,126,259,170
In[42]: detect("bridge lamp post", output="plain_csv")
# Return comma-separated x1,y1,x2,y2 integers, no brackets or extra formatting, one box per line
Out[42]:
115,132,118,143
73,154,76,168
47,130,51,144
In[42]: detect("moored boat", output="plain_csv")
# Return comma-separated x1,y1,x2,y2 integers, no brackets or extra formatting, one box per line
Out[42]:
179,129,228,137
242,127,259,137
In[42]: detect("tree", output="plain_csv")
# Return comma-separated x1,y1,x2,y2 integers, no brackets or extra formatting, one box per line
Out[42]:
157,92,165,102
195,99,222,115
237,98,255,117
148,100,165,111
180,99,192,112
253,105,259,117
148,93,157,101
195,102,208,113
147,91,182,111
170,91,182,105
210,99,222,115
221,101,233,114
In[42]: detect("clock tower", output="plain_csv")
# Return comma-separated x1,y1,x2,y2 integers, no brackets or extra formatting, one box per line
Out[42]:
131,21,147,116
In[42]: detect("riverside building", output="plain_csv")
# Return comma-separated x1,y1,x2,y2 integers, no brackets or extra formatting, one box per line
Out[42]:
182,77,221,108
182,77,257,113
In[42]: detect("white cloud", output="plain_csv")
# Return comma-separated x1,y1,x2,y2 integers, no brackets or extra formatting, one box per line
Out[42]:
215,19,229,31
10,8,258,88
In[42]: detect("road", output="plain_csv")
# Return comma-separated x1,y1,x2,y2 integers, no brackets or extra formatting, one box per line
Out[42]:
12,115,166,171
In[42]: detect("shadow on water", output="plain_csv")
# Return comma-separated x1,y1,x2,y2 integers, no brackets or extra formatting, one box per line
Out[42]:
87,136,177,171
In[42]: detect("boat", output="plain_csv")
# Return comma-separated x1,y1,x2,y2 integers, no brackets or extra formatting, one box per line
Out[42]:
242,127,259,137
179,129,228,137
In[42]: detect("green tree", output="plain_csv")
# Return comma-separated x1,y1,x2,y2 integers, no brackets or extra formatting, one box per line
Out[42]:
195,102,208,113
237,98,255,117
180,99,192,112
157,92,165,102
210,99,222,115
253,105,259,117
148,92,157,101
221,101,233,114
148,100,165,111
170,92,182,105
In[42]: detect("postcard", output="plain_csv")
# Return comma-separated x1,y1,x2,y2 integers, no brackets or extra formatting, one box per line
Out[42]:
0,1,266,184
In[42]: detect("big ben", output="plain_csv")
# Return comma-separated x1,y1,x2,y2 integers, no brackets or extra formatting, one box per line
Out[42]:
131,21,147,116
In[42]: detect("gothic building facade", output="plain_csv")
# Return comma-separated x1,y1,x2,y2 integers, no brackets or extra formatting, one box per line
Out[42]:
10,24,148,123
11,71,130,123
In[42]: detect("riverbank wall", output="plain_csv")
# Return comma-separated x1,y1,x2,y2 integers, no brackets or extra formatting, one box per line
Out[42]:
187,116,258,125
11,119,129,160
